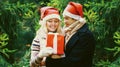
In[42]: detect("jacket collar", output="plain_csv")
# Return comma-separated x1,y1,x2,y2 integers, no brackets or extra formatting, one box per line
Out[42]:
77,23,88,33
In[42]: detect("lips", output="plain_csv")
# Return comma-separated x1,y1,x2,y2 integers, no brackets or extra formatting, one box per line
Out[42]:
50,26,56,29
49,26,57,31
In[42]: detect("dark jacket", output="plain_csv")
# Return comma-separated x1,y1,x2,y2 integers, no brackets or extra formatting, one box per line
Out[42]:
46,24,95,67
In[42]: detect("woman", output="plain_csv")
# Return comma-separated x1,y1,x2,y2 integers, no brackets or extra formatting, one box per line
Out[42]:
30,6,63,67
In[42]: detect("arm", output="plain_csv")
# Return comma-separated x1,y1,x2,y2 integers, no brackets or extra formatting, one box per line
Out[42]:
46,32,95,67
55,33,94,67
30,36,42,67
64,32,95,67
30,35,54,67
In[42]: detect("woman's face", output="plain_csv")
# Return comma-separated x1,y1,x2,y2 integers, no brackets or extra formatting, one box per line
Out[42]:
46,18,60,32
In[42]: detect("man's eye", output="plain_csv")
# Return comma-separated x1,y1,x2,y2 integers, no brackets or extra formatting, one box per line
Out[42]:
48,20,52,22
64,17,68,20
55,21,59,22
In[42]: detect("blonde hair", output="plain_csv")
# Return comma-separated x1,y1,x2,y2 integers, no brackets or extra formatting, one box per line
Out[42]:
37,19,63,35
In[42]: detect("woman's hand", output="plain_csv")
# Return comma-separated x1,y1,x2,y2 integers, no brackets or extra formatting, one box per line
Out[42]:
38,47,54,58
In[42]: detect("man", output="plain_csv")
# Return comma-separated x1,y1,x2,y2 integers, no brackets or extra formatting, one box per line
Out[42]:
46,2,95,67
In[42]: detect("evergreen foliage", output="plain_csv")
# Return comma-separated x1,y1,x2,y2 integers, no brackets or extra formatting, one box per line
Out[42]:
0,0,120,67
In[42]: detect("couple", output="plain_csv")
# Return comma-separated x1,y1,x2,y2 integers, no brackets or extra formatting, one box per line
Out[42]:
30,1,95,67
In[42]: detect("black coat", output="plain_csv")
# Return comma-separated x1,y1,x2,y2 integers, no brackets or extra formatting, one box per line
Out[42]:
46,24,95,67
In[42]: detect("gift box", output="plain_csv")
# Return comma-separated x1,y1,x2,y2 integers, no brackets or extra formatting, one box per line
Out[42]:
46,33,64,55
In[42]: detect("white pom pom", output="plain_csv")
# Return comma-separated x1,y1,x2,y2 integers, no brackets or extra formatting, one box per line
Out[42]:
79,18,86,23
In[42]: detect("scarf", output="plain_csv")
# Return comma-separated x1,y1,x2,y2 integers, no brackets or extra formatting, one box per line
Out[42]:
64,21,86,44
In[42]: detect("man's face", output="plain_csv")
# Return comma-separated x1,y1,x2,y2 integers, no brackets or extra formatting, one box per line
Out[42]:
63,16,76,27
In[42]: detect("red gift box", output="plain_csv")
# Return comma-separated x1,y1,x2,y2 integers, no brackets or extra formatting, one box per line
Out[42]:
46,33,64,55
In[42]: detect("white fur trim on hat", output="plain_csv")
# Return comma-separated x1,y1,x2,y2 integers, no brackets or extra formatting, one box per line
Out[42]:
63,11,86,23
43,14,61,22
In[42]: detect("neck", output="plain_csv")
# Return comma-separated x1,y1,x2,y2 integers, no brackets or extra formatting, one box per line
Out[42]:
48,31,57,33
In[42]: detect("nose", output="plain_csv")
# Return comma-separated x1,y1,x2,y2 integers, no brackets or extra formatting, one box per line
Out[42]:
52,21,56,25
64,19,69,25
51,21,57,26
64,19,67,23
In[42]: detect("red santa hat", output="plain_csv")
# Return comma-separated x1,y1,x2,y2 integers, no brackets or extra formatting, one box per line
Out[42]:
63,2,86,23
40,7,61,22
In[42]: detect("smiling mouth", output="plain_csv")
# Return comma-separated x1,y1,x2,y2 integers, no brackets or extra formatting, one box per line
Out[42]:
50,26,56,29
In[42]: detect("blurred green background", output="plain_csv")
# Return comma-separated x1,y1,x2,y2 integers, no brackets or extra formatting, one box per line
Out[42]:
0,0,120,67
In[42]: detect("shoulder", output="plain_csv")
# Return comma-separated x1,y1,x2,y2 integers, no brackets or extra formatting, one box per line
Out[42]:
76,24,94,39
77,23,89,33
